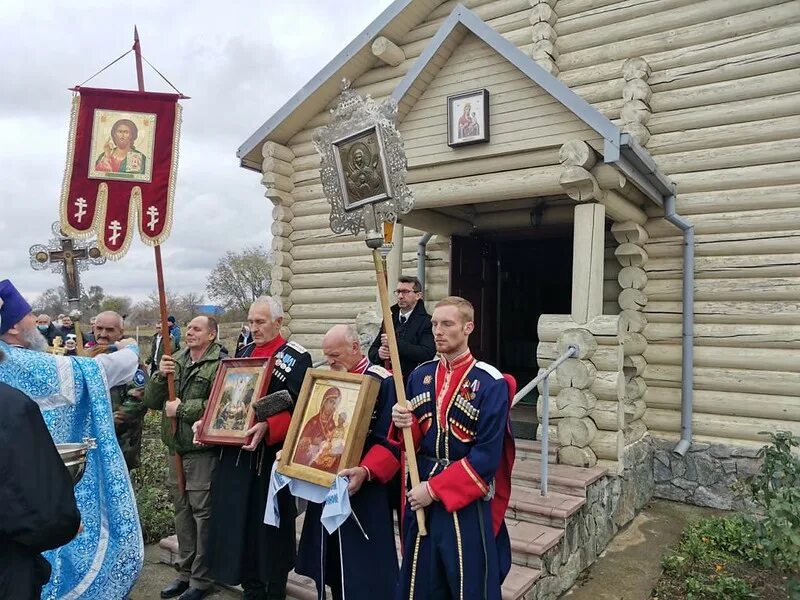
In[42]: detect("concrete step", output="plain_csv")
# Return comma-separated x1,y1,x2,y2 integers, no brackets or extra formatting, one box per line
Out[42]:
507,520,564,569
515,439,558,463
507,485,586,528
512,458,607,498
503,564,542,600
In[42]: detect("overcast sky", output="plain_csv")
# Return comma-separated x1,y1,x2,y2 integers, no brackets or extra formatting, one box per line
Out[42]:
0,0,393,303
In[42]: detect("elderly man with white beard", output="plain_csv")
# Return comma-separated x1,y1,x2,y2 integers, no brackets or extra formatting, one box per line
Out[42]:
0,279,144,600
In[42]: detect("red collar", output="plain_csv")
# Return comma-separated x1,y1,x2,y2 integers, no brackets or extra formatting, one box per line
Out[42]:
250,334,286,358
349,355,370,374
439,349,473,373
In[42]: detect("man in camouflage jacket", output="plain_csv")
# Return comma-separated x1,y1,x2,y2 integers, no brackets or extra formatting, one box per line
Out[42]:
93,311,148,470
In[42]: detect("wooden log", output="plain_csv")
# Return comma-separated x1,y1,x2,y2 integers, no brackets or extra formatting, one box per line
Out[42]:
262,141,294,163
270,279,291,297
406,148,561,185
624,355,648,378
291,271,376,289
272,205,293,224
618,288,648,311
559,140,597,169
618,266,648,290
655,139,800,175
554,358,597,389
539,369,623,402
645,386,800,421
673,183,800,216
621,332,647,356
290,302,374,320
644,230,800,259
646,254,800,280
645,277,800,302
538,314,621,341
557,0,694,31
409,166,564,209
646,207,800,241
591,164,650,206
611,221,649,245
271,221,292,238
262,156,294,178
590,400,621,431
557,417,598,447
560,165,603,201
539,342,622,372
620,309,648,334
558,1,797,70
472,205,574,231
558,446,598,468
602,190,649,226
590,429,623,461
649,114,800,157
625,420,647,444
371,36,405,66
650,70,800,114
571,203,606,324
272,251,293,268
288,319,352,335
556,387,598,415
644,364,800,398
625,377,647,402
648,92,800,136
645,322,800,349
644,343,800,373
615,243,649,267
557,328,597,359
628,399,647,422
644,408,800,442
271,236,293,253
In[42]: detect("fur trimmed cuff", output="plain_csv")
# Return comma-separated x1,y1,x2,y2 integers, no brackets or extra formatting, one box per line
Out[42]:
253,389,294,421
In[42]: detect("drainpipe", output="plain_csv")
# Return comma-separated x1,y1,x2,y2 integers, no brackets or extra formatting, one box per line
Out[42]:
417,233,433,290
663,195,695,457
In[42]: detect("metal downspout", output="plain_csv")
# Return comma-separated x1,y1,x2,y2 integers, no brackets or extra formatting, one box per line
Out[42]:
417,233,433,290
663,195,695,457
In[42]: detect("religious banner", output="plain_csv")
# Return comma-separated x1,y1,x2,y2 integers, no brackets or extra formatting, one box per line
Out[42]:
59,87,181,259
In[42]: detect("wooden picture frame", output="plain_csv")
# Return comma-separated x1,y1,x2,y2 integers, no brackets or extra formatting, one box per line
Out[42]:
278,369,380,488
447,88,490,147
197,356,275,446
332,125,394,212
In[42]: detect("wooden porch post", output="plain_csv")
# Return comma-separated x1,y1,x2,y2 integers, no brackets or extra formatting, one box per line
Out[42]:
571,203,606,324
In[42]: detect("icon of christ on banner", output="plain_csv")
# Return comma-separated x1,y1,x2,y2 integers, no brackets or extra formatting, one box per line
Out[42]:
89,110,156,182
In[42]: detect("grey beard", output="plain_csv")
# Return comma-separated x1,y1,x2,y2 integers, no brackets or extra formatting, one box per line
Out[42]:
21,326,49,352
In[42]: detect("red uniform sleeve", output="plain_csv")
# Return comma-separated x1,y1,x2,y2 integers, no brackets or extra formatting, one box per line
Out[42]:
360,444,400,484
265,411,292,446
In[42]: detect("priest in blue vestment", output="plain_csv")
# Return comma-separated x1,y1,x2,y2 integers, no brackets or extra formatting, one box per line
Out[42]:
0,279,144,600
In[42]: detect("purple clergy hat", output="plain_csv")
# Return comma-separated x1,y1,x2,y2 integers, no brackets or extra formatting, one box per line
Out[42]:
0,279,33,335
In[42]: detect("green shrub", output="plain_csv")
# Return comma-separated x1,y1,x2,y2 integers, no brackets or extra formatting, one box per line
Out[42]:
742,431,800,573
131,411,174,544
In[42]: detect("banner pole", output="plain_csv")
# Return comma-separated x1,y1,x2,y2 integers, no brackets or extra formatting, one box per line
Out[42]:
134,26,184,494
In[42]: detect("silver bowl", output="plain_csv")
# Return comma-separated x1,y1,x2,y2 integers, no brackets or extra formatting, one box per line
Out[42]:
56,438,97,486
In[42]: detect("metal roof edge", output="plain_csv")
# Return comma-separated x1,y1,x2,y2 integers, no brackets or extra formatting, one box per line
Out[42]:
236,0,417,164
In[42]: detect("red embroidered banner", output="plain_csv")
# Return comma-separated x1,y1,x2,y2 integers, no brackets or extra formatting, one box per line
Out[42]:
59,87,181,259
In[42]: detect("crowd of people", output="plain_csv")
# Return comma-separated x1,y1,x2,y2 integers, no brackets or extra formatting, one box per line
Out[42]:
0,275,515,600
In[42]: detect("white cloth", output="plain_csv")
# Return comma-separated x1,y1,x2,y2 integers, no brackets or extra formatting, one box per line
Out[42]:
94,346,139,389
264,462,351,534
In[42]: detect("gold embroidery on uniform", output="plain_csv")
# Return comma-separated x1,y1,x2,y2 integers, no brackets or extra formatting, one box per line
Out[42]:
409,532,422,599
442,362,476,463
453,512,464,600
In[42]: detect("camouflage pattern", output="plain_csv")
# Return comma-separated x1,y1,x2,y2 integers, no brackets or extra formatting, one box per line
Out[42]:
110,364,148,470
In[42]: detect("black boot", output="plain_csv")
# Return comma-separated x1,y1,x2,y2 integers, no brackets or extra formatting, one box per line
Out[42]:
160,579,189,599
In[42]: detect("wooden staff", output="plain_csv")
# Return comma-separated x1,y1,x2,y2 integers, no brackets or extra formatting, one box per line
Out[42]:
372,249,427,536
134,27,184,494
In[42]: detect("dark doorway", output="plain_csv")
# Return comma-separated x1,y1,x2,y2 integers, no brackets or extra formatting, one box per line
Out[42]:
451,232,573,438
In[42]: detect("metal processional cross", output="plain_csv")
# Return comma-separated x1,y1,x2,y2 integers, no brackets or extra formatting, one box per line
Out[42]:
30,221,106,305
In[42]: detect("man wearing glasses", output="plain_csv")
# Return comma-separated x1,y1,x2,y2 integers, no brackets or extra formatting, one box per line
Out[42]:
368,275,435,384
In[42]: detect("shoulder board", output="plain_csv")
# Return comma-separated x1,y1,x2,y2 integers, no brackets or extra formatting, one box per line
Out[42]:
285,340,309,355
366,365,391,379
475,361,503,380
409,358,438,378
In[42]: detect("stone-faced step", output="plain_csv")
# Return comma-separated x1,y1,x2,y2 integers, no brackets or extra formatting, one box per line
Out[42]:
512,459,607,497
507,520,564,568
515,438,559,463
506,486,586,528
502,564,542,600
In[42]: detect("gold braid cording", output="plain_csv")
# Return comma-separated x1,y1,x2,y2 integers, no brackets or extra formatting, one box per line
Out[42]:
408,532,422,599
453,512,464,600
